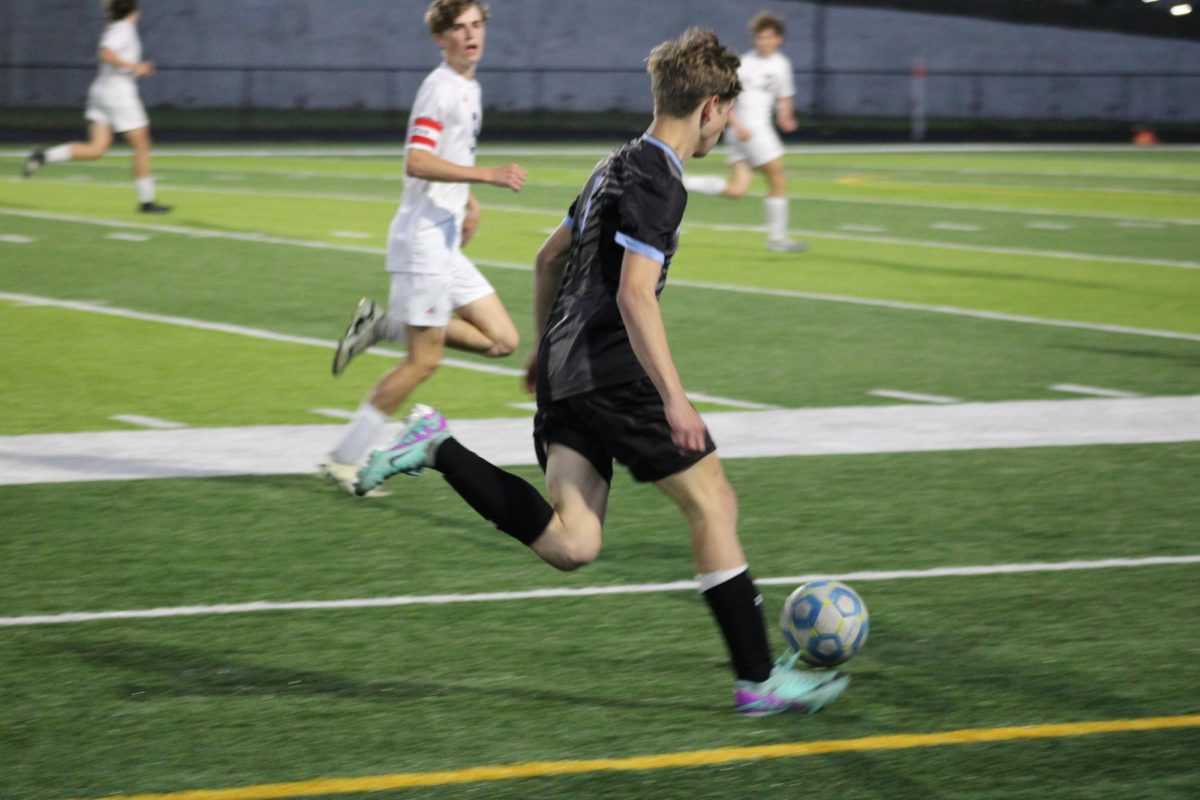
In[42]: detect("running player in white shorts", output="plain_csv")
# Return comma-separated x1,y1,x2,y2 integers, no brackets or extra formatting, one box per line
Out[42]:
20,0,170,214
683,11,804,252
320,0,527,495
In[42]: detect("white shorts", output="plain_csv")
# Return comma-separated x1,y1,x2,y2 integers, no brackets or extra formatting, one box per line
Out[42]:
385,220,495,329
725,125,784,168
85,79,149,133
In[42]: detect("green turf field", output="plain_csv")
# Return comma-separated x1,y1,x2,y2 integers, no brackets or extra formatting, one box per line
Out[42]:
1,143,1198,799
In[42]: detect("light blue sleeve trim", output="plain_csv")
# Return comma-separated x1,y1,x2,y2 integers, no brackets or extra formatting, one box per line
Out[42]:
614,231,665,265
563,215,574,228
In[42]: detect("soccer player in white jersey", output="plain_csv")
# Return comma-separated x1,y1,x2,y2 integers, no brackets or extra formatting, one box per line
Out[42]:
319,0,527,495
20,0,169,213
683,11,804,251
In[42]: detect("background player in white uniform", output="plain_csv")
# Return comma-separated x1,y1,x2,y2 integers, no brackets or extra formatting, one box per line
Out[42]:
683,12,804,252
21,0,169,214
320,0,527,494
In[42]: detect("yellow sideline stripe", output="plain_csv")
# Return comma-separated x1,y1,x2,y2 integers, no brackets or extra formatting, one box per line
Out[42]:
79,715,1200,800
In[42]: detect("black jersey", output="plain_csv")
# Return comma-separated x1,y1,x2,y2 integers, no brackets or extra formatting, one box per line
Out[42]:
536,134,687,403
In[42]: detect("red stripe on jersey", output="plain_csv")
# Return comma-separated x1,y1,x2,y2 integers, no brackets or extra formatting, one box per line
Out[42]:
409,135,438,149
414,117,444,132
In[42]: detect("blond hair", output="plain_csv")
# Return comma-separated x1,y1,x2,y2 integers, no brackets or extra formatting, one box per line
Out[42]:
424,0,490,35
646,28,741,119
749,11,786,37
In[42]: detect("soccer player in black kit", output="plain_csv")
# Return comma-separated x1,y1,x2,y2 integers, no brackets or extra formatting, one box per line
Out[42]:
356,27,849,715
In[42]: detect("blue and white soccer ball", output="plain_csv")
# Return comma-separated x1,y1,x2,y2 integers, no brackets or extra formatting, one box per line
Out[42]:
780,580,869,667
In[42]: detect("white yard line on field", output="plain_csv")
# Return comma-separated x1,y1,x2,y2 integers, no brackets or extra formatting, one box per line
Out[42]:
0,291,773,411
7,179,1200,268
3,208,1200,344
1,554,1196,628
868,389,960,404
1,395,1198,486
109,414,187,430
1049,384,1142,399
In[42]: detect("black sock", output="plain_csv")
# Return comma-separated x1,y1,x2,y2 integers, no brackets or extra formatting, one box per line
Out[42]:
432,437,553,546
701,569,773,683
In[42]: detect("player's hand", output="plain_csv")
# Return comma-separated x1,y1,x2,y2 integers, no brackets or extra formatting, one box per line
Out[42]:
487,163,526,192
664,394,708,455
735,124,752,142
777,115,798,134
134,61,156,78
523,349,538,394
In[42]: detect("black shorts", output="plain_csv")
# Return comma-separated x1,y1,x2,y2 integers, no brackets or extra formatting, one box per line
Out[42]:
533,377,717,484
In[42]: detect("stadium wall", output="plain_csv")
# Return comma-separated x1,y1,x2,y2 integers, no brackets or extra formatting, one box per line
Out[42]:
2,0,1198,122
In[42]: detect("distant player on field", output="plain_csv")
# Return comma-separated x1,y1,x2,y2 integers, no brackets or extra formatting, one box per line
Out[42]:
319,0,526,495
684,11,804,252
21,0,170,214
354,28,849,715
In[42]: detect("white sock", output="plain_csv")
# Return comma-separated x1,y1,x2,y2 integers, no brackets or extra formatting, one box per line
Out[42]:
46,144,72,163
330,402,389,465
696,564,749,593
764,197,789,242
135,177,156,204
683,174,728,196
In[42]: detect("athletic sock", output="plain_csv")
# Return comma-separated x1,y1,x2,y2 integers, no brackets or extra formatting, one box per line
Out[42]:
46,144,72,164
433,437,553,546
700,566,773,683
764,196,789,242
683,174,729,196
135,177,156,204
330,401,389,465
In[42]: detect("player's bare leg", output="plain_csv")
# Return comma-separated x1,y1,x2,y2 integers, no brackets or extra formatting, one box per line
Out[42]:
123,126,169,213
369,324,446,416
760,158,804,251
657,452,847,714
445,293,518,357
23,123,112,177
723,159,754,200
528,445,610,571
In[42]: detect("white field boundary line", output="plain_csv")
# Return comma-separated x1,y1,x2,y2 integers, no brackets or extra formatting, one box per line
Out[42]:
6,143,1200,158
7,180,1200,266
0,292,774,411
4,207,1200,344
2,555,1196,628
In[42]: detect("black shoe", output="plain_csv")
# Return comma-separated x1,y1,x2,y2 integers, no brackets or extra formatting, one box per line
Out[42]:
139,202,172,214
21,147,45,178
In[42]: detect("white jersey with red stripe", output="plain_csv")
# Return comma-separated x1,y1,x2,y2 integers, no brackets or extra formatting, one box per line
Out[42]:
388,62,482,273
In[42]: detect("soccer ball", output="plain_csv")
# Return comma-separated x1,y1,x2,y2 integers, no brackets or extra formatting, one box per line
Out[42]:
780,580,869,667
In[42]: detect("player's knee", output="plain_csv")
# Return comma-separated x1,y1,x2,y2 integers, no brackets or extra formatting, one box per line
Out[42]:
548,534,601,572
724,183,749,200
486,330,518,358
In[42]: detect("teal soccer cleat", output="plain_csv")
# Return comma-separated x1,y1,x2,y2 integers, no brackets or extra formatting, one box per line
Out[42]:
355,404,449,495
733,650,850,716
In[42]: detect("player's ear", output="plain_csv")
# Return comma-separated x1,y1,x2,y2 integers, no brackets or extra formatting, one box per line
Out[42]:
699,95,719,126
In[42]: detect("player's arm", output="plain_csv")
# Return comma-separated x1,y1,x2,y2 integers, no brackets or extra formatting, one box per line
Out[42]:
406,148,525,191
616,251,707,454
523,222,573,392
728,110,751,141
462,193,481,246
98,47,153,77
774,95,798,133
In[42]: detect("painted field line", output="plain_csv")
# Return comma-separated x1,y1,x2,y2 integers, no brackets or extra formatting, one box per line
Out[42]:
0,292,768,412
72,714,1200,800
654,277,1200,343
4,555,1197,628
0,233,35,243
4,208,1200,342
1050,384,1141,399
110,414,186,430
0,290,519,378
8,183,1200,270
868,389,960,404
